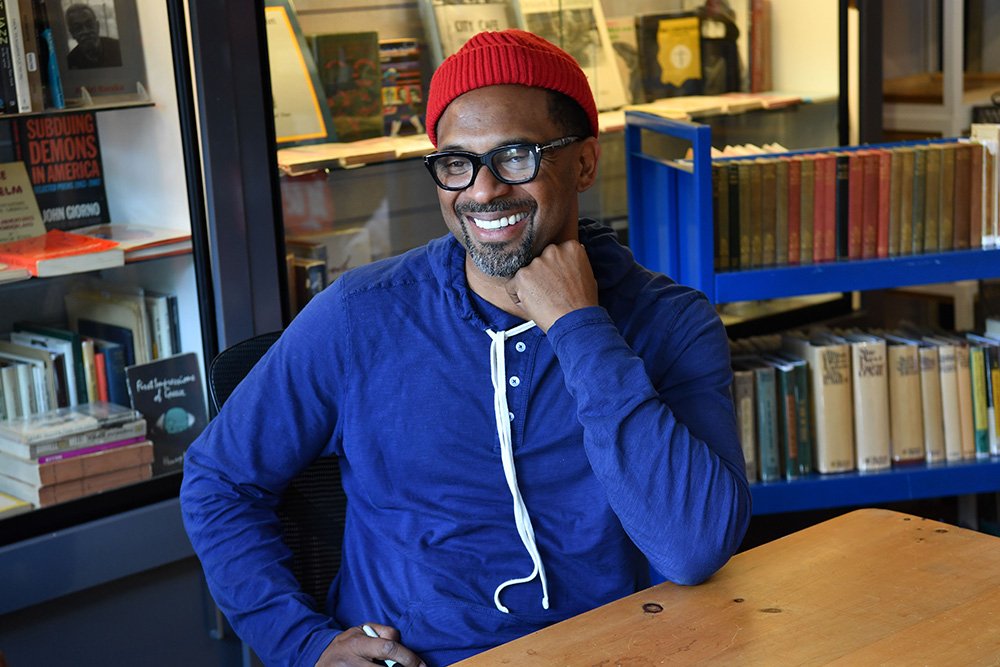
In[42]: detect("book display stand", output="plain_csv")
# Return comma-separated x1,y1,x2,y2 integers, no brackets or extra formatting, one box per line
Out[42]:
625,111,1000,515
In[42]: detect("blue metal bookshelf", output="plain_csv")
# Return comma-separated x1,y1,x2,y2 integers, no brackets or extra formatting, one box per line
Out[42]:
624,111,1000,515
623,111,1000,304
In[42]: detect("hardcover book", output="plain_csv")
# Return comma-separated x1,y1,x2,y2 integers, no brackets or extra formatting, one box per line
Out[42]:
917,343,946,462
783,332,854,473
883,335,925,463
731,363,756,482
0,229,122,277
125,352,207,475
843,332,891,472
311,31,384,142
12,111,110,231
732,356,780,482
0,461,151,507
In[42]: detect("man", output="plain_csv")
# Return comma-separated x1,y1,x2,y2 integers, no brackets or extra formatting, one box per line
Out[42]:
181,29,750,667
65,3,122,69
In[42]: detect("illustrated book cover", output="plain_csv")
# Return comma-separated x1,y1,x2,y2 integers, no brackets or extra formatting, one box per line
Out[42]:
125,352,207,475
311,31,383,142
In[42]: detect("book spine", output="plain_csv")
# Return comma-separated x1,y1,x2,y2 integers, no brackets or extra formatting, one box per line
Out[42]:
732,368,757,483
786,158,801,265
33,0,62,109
969,345,990,458
4,0,31,112
760,159,777,266
987,346,1000,455
749,160,763,267
713,163,728,271
888,150,902,256
953,143,972,250
969,142,984,248
939,143,956,250
876,150,891,258
851,339,891,471
954,346,975,459
834,153,850,259
791,361,812,475
923,146,941,253
937,344,963,461
773,366,799,479
799,157,815,263
898,149,914,256
0,0,19,113
754,366,781,482
15,0,40,111
738,162,752,268
35,435,147,464
910,146,926,254
727,163,741,269
81,339,97,403
774,159,788,266
919,346,946,462
15,419,147,458
887,344,924,463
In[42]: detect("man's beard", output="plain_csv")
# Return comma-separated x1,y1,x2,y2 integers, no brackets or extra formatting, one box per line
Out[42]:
456,200,536,278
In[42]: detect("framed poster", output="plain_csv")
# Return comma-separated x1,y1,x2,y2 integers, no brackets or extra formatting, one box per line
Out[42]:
419,0,516,66
264,0,336,146
44,0,148,104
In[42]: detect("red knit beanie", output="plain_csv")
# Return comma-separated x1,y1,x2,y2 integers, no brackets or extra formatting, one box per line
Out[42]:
425,29,599,146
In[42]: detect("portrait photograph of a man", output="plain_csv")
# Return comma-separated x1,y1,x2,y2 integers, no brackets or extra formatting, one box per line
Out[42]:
64,1,123,69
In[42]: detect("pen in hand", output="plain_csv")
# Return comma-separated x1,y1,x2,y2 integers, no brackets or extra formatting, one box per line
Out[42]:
362,624,398,667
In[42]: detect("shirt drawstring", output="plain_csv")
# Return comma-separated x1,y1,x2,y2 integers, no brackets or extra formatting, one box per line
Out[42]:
486,321,550,613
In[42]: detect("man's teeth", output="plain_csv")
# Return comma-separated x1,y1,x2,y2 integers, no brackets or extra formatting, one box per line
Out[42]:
472,212,527,230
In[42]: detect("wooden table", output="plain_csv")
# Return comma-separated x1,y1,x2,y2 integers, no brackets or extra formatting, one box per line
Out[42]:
456,509,1000,665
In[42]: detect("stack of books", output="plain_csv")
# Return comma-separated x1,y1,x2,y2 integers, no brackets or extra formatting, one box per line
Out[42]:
0,402,151,508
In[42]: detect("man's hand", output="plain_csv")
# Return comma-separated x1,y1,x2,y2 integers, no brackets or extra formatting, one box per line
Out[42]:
316,623,426,667
505,240,598,332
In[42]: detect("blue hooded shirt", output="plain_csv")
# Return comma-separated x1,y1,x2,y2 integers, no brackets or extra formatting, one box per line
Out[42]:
181,219,751,666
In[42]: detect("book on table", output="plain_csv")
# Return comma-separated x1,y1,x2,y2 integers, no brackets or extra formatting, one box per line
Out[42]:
70,222,193,262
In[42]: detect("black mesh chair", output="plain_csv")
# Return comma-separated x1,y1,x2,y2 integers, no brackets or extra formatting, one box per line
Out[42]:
208,331,346,609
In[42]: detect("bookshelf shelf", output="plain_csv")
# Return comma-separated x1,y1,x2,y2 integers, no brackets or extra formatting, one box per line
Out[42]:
751,457,1000,514
714,248,1000,303
625,111,1000,516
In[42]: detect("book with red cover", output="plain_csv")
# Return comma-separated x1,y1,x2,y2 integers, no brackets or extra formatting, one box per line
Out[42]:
845,151,865,260
0,229,123,277
813,154,836,262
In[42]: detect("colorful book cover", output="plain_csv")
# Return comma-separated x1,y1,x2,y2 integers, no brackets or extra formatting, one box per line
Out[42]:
12,111,110,231
635,11,702,102
125,352,207,475
379,38,425,137
312,32,384,142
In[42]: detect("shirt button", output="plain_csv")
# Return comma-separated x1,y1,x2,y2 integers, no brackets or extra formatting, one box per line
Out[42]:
508,412,515,422
509,376,520,387
515,342,526,352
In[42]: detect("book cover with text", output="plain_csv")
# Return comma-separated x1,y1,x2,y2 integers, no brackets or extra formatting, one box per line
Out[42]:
12,111,110,231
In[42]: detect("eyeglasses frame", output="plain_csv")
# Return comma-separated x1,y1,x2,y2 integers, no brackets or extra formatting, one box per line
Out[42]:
423,136,581,191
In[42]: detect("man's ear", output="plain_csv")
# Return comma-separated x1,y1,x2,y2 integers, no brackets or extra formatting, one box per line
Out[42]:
576,136,601,193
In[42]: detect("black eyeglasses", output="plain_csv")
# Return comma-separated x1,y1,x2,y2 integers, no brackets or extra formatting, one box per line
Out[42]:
423,136,580,191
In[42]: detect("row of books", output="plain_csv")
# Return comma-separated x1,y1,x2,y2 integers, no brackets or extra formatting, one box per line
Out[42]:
0,280,181,422
285,225,372,316
712,125,1000,272
733,318,1000,484
0,401,151,511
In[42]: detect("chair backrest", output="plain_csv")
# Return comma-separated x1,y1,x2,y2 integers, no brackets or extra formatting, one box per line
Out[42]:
208,331,346,608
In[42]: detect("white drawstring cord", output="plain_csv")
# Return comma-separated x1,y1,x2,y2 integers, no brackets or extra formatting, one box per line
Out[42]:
486,321,550,613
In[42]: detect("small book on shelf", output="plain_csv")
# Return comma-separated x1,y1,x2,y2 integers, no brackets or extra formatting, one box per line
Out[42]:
0,228,122,277
0,461,152,507
0,439,152,487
